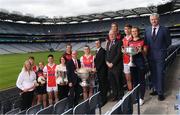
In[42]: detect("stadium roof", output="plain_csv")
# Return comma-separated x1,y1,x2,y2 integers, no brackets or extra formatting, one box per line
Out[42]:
0,0,179,24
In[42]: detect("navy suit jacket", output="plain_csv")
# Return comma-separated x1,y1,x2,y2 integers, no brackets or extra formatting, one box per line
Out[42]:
144,26,171,60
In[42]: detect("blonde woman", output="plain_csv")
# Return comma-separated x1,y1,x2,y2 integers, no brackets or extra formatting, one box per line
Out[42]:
16,60,36,110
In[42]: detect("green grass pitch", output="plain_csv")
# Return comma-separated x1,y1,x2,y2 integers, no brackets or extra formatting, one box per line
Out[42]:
0,51,86,90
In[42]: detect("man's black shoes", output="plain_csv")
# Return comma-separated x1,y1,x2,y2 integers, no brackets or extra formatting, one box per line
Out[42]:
150,91,158,96
158,95,165,101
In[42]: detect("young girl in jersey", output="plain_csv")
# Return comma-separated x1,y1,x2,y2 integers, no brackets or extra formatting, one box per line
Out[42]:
43,54,58,105
36,61,47,108
80,45,95,100
129,27,147,105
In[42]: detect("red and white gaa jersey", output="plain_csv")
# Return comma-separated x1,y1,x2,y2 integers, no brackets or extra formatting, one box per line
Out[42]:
81,55,94,68
122,36,133,64
47,64,57,87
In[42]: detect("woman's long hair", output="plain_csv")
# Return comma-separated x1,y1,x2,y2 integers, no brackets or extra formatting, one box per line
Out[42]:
22,60,32,72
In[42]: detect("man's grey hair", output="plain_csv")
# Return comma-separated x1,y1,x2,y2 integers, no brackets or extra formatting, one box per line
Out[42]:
150,13,160,19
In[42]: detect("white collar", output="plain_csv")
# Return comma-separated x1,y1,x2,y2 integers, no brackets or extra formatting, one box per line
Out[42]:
96,47,101,52
152,25,160,29
48,63,55,67
72,58,77,62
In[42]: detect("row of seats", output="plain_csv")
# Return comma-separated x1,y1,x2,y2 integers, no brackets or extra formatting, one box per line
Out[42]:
0,88,21,114
106,84,140,114
5,91,101,115
0,41,104,54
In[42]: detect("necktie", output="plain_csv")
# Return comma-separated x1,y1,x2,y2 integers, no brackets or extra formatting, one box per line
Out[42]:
152,28,156,40
109,41,113,50
74,60,78,69
96,50,98,54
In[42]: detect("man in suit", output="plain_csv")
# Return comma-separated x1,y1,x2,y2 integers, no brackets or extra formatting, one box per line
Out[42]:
66,51,81,107
94,39,108,106
106,30,124,101
144,13,171,101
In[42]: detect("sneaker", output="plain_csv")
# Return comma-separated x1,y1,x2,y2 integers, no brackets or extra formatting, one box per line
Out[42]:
139,98,144,106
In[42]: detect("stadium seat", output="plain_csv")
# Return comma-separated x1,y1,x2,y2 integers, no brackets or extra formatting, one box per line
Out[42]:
108,101,123,114
36,105,53,115
26,104,42,114
131,84,140,114
0,100,13,114
89,91,101,114
61,108,73,115
16,109,27,114
131,84,140,104
121,93,133,114
73,99,90,114
5,108,20,115
12,98,22,109
53,97,70,114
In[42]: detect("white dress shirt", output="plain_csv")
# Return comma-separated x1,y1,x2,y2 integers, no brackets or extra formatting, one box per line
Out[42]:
16,69,36,91
96,47,101,54
72,58,79,69
152,25,159,36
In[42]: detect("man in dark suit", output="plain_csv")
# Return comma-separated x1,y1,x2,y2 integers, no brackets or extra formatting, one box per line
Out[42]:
66,51,81,107
144,13,171,101
94,39,108,106
106,30,124,101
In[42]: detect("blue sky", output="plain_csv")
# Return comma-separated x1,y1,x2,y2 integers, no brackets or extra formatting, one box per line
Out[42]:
0,0,170,18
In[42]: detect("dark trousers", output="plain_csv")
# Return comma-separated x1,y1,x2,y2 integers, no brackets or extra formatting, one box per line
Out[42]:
149,59,165,95
68,83,81,108
131,67,146,99
108,70,124,99
97,72,108,105
58,85,69,100
21,91,34,110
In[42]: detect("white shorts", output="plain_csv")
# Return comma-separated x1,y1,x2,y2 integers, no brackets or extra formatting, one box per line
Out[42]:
123,64,130,74
46,86,58,92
